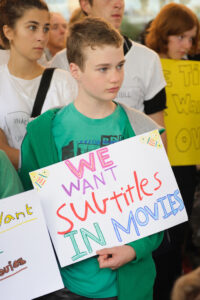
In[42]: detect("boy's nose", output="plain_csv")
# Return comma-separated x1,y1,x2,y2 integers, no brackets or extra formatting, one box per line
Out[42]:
113,0,124,8
110,70,121,83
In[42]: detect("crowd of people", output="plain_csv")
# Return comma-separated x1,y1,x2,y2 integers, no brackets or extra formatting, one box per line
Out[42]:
0,0,200,300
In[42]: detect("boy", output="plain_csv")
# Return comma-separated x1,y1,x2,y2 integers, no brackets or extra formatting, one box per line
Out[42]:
50,0,167,146
19,17,164,300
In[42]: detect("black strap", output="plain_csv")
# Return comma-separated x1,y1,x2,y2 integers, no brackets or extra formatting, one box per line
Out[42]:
123,35,132,55
31,68,56,118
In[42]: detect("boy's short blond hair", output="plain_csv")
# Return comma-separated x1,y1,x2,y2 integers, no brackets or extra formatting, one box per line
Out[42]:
67,17,123,70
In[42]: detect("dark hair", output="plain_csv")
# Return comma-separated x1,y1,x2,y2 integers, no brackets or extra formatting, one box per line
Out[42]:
145,3,199,55
0,0,49,48
67,17,123,71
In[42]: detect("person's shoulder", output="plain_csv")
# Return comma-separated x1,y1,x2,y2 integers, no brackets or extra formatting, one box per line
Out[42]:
54,48,67,59
28,107,61,130
0,149,9,161
52,67,72,79
119,102,162,134
50,48,69,70
50,67,75,87
128,40,159,59
0,63,7,74
53,103,72,123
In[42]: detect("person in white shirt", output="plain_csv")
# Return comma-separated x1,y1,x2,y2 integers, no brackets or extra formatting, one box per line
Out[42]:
0,0,77,169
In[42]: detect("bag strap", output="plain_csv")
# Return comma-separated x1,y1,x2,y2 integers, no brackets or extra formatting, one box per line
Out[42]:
31,68,56,118
123,35,132,55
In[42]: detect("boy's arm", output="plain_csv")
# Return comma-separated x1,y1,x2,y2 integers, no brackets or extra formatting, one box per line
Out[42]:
97,231,163,270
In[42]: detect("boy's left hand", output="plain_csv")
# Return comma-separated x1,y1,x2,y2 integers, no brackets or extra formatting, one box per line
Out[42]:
96,245,136,270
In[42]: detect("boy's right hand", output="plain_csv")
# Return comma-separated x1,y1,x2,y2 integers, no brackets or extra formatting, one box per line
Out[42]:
96,245,136,270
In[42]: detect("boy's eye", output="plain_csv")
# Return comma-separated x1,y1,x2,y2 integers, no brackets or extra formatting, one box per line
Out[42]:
29,25,37,31
117,63,124,70
43,26,50,33
99,67,108,73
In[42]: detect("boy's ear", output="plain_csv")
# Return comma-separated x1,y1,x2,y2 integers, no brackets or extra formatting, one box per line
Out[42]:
3,25,14,42
69,63,82,80
79,0,92,15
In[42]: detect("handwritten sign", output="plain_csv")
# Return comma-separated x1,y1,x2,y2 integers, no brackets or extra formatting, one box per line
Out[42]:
30,130,188,267
161,59,200,166
0,190,64,300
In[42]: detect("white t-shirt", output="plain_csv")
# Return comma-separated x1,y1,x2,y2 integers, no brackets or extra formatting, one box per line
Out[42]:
50,42,166,112
115,41,166,111
0,64,78,149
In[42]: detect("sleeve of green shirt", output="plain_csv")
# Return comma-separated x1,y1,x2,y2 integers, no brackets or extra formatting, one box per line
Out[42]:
128,231,164,263
0,150,24,199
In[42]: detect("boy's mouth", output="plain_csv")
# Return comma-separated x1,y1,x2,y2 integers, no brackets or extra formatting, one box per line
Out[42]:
107,87,119,93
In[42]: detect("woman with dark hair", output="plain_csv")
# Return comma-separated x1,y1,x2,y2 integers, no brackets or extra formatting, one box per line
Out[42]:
145,3,199,300
0,0,77,169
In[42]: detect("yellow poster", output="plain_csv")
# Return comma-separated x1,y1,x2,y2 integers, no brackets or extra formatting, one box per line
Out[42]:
161,59,200,166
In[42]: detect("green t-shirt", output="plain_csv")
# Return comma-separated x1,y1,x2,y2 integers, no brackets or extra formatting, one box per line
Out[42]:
52,102,134,298
0,150,23,199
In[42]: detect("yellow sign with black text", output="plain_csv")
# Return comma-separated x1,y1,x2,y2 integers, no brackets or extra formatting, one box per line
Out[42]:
161,59,200,166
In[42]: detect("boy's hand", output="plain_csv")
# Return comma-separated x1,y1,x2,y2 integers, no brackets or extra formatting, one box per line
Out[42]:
96,245,136,270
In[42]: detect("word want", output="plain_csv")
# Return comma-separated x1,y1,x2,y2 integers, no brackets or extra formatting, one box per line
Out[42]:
0,204,33,227
0,258,26,277
57,170,162,234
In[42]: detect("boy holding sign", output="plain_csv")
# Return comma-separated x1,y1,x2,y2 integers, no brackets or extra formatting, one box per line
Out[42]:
19,18,165,300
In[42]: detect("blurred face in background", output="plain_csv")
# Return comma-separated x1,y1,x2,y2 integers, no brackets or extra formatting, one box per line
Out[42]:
80,0,124,30
47,12,67,56
166,26,197,59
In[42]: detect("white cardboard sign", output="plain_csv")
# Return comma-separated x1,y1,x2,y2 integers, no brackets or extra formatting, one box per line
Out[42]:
0,190,64,300
30,130,188,267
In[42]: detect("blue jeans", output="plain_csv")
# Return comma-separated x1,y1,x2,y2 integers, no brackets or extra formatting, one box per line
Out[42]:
35,288,118,300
